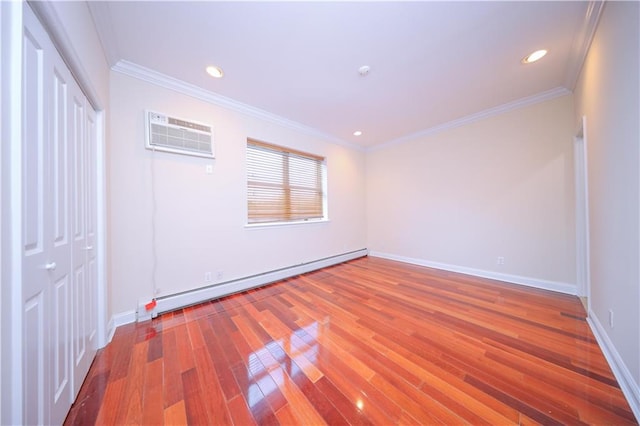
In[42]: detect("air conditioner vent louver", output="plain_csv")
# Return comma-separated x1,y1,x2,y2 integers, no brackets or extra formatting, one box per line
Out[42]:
145,110,214,158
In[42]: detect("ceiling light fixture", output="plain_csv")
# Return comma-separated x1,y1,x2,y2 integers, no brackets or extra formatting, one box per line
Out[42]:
353,130,363,136
206,65,224,78
521,49,548,64
358,65,370,77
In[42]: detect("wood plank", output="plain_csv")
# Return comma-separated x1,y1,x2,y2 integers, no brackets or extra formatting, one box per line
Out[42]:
191,345,233,425
174,324,196,372
164,400,188,425
161,328,184,409
266,366,327,426
227,395,258,426
182,367,210,425
63,369,110,425
229,362,280,425
201,323,242,402
114,340,147,424
141,358,164,426
274,404,299,425
93,377,126,425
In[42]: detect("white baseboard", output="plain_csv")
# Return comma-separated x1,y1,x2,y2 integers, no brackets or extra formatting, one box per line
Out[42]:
153,249,368,316
587,311,640,422
109,249,369,333
106,310,136,343
369,251,577,295
369,251,637,421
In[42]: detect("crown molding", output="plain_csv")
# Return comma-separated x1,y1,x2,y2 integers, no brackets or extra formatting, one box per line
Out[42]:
112,60,364,152
370,86,572,152
564,0,605,91
110,61,571,154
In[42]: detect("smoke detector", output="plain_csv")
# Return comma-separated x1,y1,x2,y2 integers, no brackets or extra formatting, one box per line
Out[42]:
358,65,370,76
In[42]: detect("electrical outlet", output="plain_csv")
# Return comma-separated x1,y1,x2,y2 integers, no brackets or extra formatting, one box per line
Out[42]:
217,271,224,281
609,309,614,328
205,272,212,282
497,256,505,265
205,164,213,174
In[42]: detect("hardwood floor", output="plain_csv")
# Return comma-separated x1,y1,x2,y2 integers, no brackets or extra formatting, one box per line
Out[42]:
64,256,637,425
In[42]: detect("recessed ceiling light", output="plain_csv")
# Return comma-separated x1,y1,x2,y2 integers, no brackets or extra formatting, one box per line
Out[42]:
522,49,548,64
353,130,363,136
206,65,224,78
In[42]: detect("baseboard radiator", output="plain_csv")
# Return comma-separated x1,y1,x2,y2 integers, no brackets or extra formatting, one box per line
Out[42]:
142,248,368,320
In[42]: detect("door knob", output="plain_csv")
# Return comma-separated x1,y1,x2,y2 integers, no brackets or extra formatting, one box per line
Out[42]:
44,262,57,271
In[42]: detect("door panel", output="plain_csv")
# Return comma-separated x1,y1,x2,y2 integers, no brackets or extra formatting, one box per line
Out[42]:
50,51,72,423
73,264,86,371
52,275,69,402
71,93,86,380
85,108,98,348
22,26,44,257
70,87,95,396
22,12,49,425
71,95,84,244
23,292,45,426
52,69,68,249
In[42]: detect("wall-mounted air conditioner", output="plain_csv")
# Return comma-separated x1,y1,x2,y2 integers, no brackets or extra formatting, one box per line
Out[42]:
145,110,214,158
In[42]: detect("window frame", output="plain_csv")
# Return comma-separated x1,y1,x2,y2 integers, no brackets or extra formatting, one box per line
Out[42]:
245,138,328,227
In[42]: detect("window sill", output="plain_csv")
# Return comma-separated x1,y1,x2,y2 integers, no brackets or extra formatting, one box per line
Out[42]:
245,218,330,229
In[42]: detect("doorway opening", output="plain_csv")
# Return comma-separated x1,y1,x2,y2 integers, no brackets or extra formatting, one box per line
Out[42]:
574,116,591,313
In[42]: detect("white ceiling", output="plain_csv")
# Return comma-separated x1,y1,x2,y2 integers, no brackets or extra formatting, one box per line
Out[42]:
89,1,595,148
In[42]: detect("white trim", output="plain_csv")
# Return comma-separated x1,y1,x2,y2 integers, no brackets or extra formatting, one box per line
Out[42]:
245,218,330,229
564,1,605,91
106,310,136,343
370,87,572,152
587,311,640,423
1,2,24,424
0,2,3,420
369,251,577,295
95,110,108,348
147,249,368,318
112,60,364,152
574,116,592,305
106,317,115,343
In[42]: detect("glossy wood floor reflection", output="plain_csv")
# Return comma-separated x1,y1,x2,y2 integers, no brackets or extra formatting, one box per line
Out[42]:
64,257,637,425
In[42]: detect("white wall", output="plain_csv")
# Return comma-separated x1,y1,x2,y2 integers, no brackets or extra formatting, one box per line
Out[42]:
574,0,640,402
109,72,367,315
367,94,577,290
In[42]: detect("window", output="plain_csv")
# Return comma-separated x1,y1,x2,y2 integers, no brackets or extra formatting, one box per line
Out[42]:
247,139,326,224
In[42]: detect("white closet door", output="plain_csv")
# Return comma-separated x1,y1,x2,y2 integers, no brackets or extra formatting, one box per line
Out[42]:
22,5,73,425
22,4,98,424
70,84,97,397
85,107,99,355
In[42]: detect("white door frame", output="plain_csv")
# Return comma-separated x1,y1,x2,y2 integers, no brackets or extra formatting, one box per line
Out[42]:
1,2,25,424
574,115,591,310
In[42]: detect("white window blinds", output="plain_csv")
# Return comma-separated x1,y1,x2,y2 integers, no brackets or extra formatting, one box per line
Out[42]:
247,139,325,224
